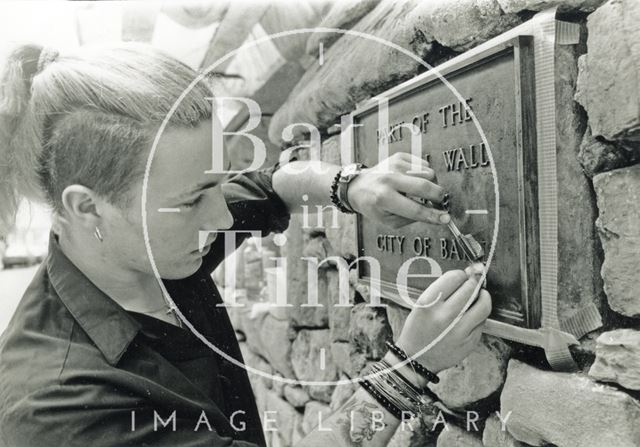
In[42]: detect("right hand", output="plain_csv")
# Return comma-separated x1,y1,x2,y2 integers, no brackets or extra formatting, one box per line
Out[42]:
347,152,450,228
395,266,492,375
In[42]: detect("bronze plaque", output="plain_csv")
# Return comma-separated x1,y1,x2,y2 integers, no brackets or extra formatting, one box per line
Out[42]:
353,36,540,328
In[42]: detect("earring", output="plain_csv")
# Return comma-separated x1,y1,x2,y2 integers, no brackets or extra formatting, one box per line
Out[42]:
94,226,103,242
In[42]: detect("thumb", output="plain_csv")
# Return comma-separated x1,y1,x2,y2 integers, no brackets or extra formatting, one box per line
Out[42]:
415,269,467,307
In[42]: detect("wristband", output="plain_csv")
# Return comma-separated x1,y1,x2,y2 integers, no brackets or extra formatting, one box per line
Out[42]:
378,359,442,405
329,170,352,213
385,341,440,384
329,163,365,214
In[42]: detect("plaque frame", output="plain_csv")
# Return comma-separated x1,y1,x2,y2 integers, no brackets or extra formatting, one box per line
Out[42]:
350,35,540,328
344,11,594,367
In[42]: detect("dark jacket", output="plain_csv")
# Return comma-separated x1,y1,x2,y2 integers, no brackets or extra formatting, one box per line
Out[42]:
0,171,290,447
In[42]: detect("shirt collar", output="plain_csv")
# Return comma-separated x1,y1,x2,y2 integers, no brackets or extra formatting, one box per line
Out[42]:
46,233,142,366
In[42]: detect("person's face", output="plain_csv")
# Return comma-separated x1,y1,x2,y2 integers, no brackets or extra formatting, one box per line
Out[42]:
101,119,234,279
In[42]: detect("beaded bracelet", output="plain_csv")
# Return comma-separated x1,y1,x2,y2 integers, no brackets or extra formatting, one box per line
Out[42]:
329,170,353,214
385,340,440,384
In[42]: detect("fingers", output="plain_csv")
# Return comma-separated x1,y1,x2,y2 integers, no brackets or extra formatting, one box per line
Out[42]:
458,289,492,336
416,269,468,306
465,262,485,279
379,190,451,225
372,152,452,226
377,153,434,180
439,277,482,319
389,174,446,204
464,324,484,347
379,214,417,229
398,154,434,180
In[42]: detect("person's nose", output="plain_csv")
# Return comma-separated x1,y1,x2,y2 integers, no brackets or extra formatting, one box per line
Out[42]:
218,202,234,230
200,188,234,232
205,190,233,231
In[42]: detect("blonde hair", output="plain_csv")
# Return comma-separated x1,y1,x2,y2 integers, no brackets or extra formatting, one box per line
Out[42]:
0,43,213,234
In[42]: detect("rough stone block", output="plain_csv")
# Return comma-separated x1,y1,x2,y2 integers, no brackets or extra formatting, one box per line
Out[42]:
284,214,306,286
389,419,439,447
226,299,251,337
271,372,285,397
593,164,640,317
306,0,382,56
269,0,449,145
429,335,511,410
554,39,605,322
501,359,640,446
437,424,483,447
330,341,353,377
287,218,331,327
283,385,311,409
388,426,415,447
349,303,394,360
327,268,355,342
302,234,332,260
302,400,333,435
293,266,330,328
482,414,527,447
243,311,297,379
324,212,358,260
409,0,521,52
264,390,305,446
239,342,274,391
330,376,359,411
260,314,296,379
270,0,525,143
497,0,604,13
291,329,339,403
251,374,270,419
575,0,640,141
588,329,640,390
349,347,371,378
319,134,342,165
578,125,640,177
330,341,368,378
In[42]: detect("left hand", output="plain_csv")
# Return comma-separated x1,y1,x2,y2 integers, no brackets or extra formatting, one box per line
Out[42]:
347,152,451,228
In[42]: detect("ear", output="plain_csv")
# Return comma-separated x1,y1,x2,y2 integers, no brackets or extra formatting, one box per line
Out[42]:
60,184,103,228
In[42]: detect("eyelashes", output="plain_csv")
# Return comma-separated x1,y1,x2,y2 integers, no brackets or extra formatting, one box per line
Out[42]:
180,183,224,209
182,195,204,209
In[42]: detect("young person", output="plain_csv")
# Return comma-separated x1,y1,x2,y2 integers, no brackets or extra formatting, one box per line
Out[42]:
0,43,491,446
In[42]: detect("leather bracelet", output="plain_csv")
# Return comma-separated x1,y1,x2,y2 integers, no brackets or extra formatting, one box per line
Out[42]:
359,378,404,420
385,340,440,384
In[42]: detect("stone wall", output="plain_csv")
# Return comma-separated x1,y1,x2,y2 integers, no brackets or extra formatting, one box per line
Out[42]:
221,1,640,446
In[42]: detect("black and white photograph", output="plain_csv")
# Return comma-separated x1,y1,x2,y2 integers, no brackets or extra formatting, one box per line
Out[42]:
0,0,638,446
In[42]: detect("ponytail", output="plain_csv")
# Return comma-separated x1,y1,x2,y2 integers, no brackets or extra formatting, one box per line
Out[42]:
0,44,48,235
1,42,213,235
